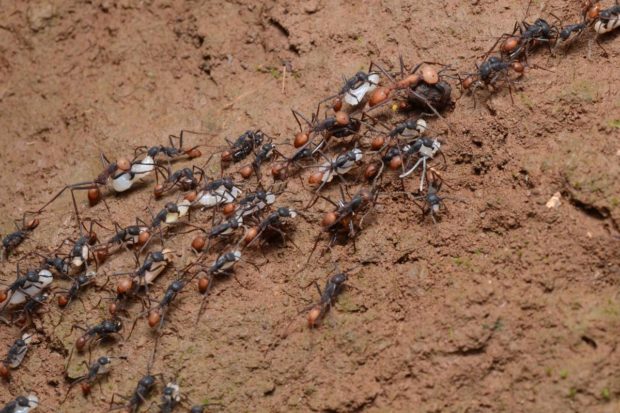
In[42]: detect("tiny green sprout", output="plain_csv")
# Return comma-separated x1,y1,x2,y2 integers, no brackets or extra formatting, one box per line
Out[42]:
560,370,569,379
601,387,610,401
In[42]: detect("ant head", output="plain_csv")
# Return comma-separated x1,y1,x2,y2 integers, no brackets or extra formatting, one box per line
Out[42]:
332,272,348,285
165,202,179,213
116,158,131,172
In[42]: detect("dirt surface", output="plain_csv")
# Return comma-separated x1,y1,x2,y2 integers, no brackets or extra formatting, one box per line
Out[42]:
1,0,619,412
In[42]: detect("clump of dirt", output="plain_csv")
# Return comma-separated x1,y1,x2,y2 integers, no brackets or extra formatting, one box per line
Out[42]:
0,1,619,412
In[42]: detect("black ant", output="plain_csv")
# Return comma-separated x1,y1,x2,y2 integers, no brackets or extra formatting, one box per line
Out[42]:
55,271,97,309
0,333,32,380
461,56,525,106
366,59,455,122
194,250,243,320
243,207,300,249
411,183,462,223
305,148,364,208
109,349,159,413
220,130,266,164
193,177,243,209
1,215,39,260
154,166,206,198
36,152,160,229
135,129,203,161
489,17,560,61
70,318,123,356
308,187,376,263
0,265,53,313
128,278,186,338
306,272,348,327
8,292,49,330
63,355,127,404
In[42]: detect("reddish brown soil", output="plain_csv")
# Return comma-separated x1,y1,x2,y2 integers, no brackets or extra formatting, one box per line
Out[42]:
1,1,619,412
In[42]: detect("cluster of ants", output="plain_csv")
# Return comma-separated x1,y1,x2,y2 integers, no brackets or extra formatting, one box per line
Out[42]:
1,0,618,411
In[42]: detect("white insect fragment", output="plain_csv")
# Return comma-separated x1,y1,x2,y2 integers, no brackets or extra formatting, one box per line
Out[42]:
344,73,380,105
545,192,562,209
9,270,53,307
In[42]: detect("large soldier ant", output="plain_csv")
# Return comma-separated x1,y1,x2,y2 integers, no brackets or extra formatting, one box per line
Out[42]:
366,59,455,120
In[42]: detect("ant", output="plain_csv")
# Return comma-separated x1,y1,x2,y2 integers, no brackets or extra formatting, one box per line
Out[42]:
489,17,560,61
110,373,157,412
594,3,620,35
233,187,277,219
129,278,186,338
270,140,325,181
194,250,242,319
36,152,160,229
56,271,97,309
411,183,461,223
194,177,242,209
0,333,32,380
220,130,267,164
1,215,39,260
8,292,49,330
0,265,53,312
70,318,123,354
0,395,39,413
106,220,151,251
290,109,365,150
109,349,160,413
135,130,203,161
366,59,455,121
461,56,525,106
318,67,381,110
63,355,126,403
305,148,364,208
239,141,281,181
306,272,348,327
243,207,299,249
112,249,175,302
159,381,182,413
308,187,376,263
154,166,205,198
397,137,446,192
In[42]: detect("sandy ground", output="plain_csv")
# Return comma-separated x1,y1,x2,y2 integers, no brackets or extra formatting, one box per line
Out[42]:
0,0,619,412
